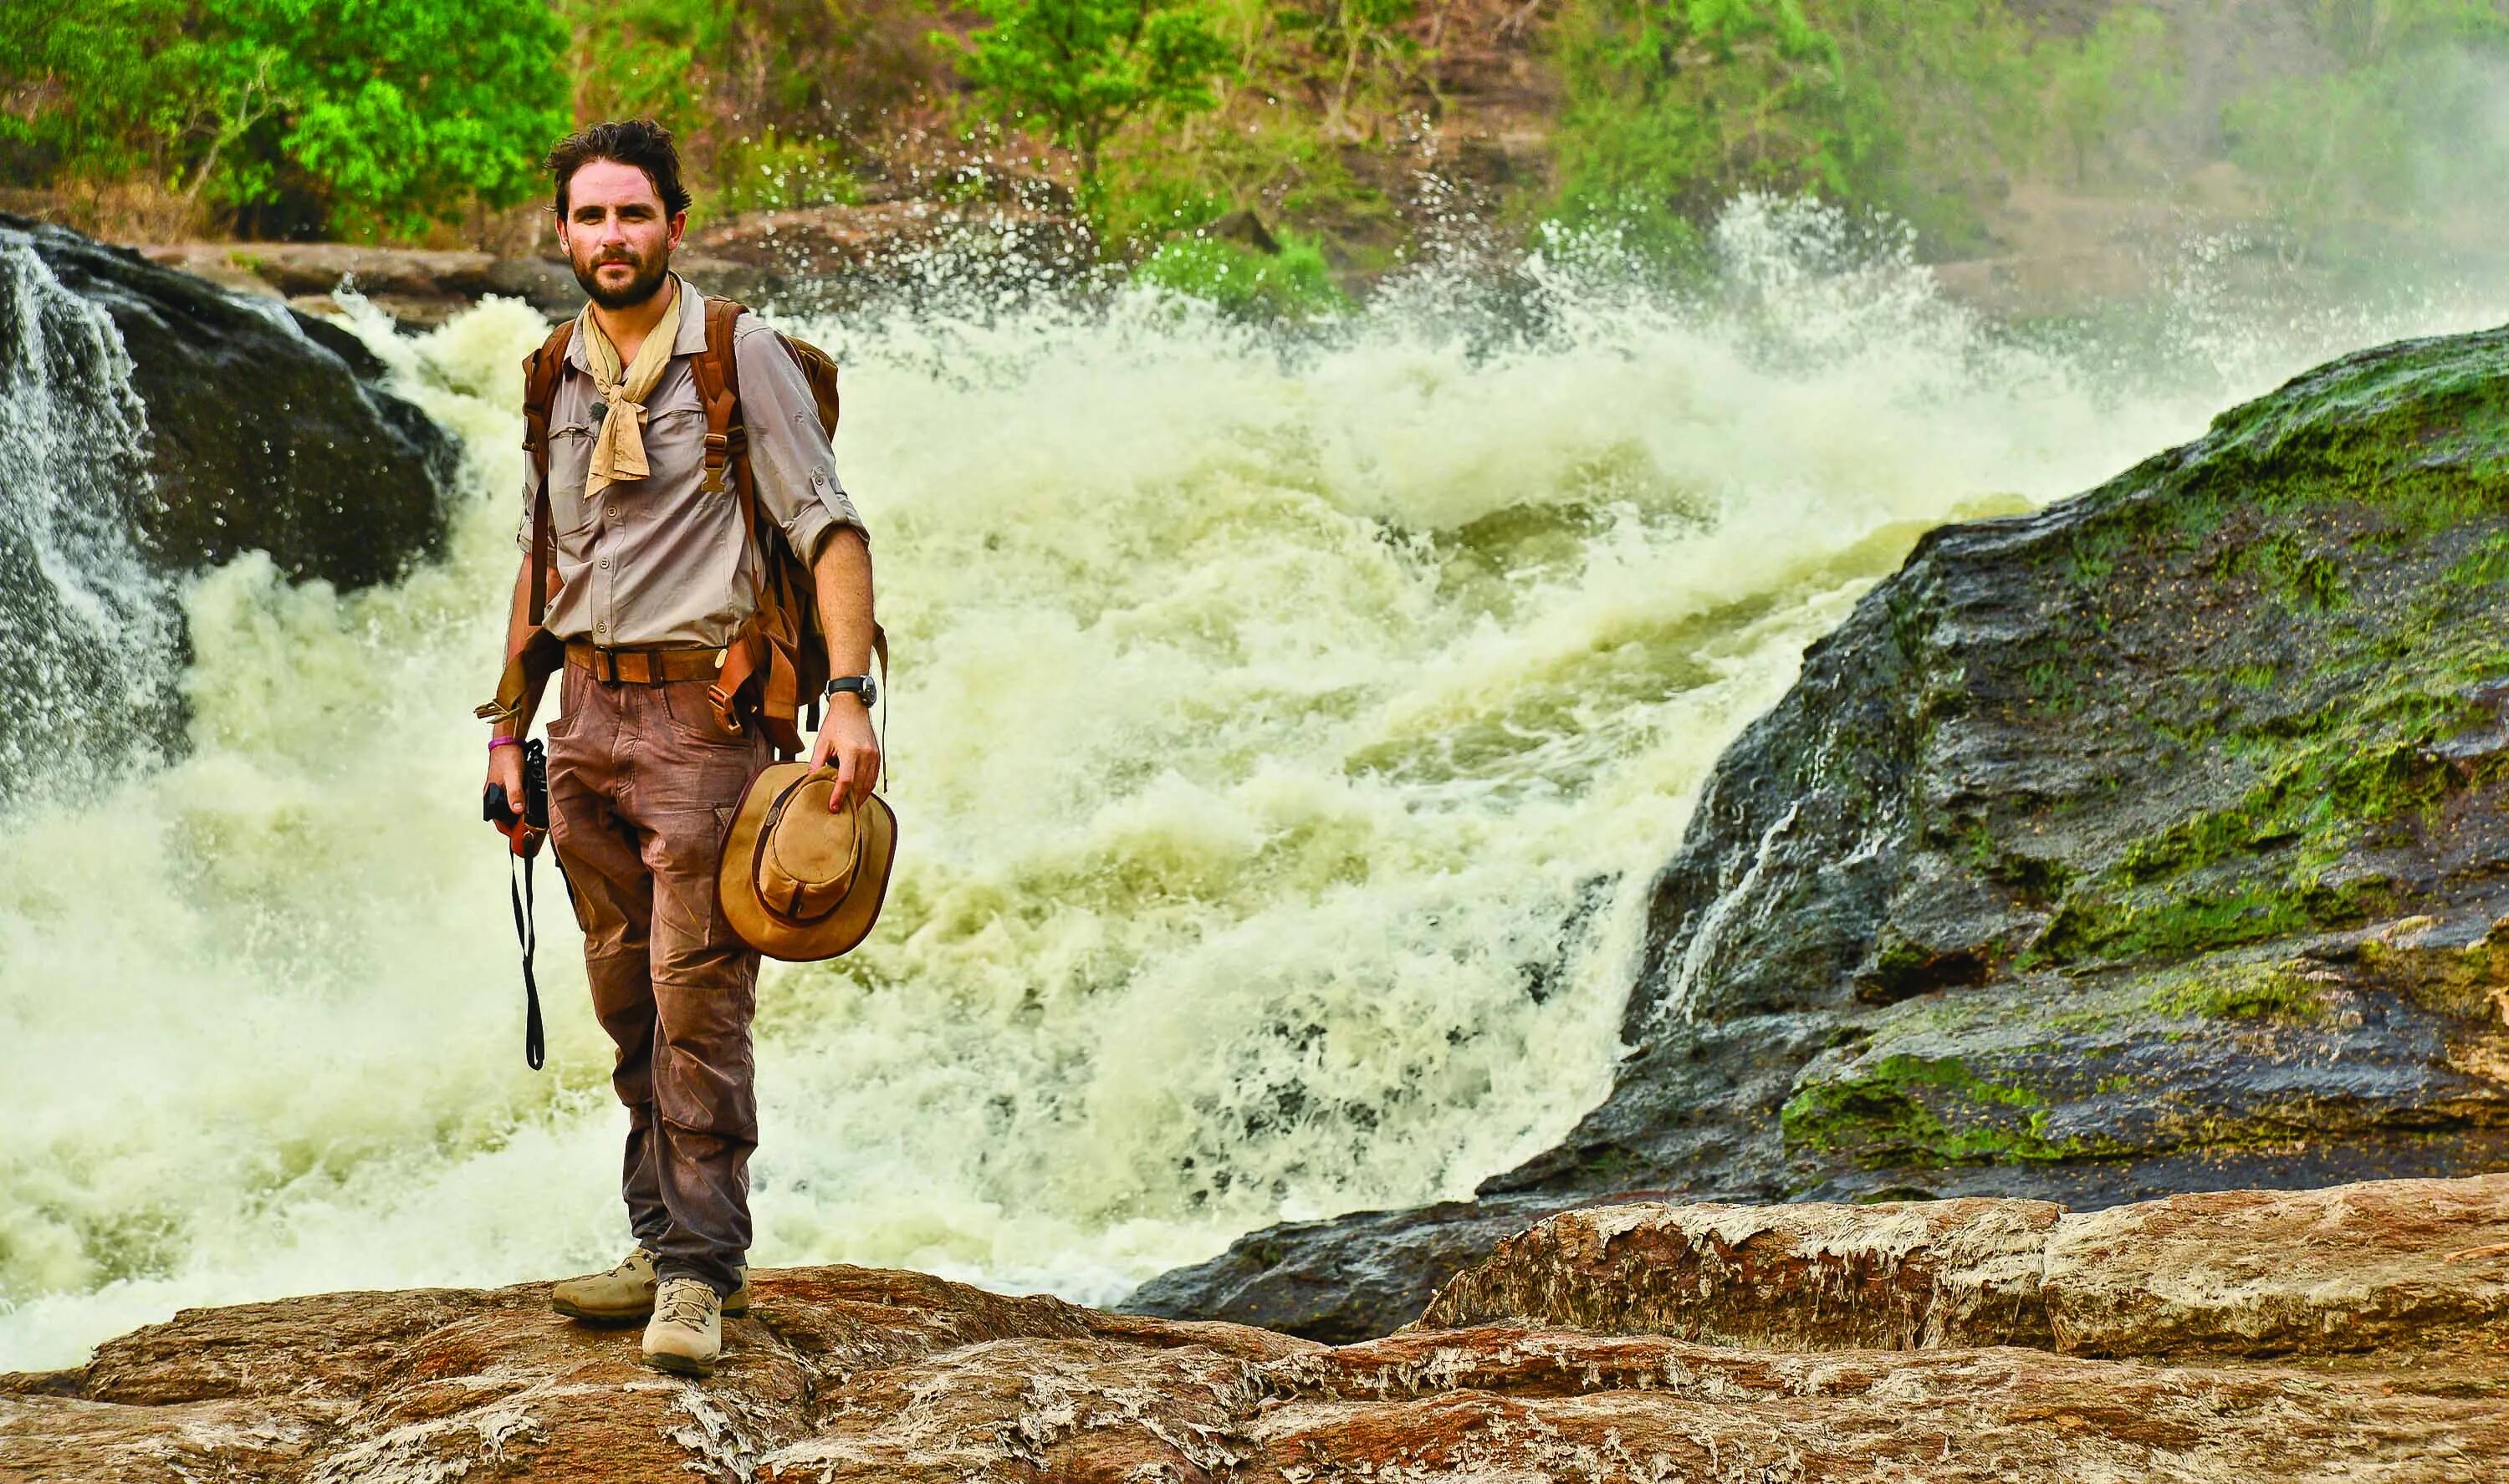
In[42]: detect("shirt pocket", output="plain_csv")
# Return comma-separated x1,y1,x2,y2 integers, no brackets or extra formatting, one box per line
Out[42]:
637,402,708,490
544,422,597,534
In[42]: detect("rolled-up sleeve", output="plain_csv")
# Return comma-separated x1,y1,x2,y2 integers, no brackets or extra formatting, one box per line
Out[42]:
733,317,866,564
516,438,539,553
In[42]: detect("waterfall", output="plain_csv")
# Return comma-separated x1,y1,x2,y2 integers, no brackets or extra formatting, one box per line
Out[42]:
0,227,180,806
4,196,2506,1374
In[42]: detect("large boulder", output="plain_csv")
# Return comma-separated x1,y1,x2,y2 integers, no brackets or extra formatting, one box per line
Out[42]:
6,1174,2506,1481
12,216,458,589
0,214,456,798
1132,323,2509,1339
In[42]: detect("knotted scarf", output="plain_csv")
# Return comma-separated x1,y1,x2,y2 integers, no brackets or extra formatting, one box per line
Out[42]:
576,277,685,502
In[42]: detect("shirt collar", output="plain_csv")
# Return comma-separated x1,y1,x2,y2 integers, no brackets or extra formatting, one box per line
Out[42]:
566,273,707,373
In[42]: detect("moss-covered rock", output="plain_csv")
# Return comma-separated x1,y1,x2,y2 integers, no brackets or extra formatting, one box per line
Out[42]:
1132,322,2509,1340
1501,324,2509,1208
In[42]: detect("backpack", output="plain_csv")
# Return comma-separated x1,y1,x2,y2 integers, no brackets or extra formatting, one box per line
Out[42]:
482,293,869,759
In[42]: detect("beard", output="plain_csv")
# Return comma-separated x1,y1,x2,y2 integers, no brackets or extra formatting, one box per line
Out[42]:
571,246,671,310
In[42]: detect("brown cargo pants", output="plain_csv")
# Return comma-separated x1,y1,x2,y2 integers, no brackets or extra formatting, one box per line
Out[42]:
545,658,771,1299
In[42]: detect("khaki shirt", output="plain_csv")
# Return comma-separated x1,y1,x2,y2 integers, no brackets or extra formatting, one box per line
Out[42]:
519,274,866,649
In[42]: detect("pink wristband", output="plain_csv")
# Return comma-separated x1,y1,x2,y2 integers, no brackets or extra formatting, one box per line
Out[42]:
488,735,522,752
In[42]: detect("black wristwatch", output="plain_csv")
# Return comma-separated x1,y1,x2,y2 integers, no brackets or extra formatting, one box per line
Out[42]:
825,673,878,708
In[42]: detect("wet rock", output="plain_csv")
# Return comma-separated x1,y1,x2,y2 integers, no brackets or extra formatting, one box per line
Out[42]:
7,1175,2507,1481
1423,1171,2509,1361
1142,324,2509,1334
1422,1195,2065,1351
2041,1171,2509,1358
17,214,457,591
139,241,582,325
1120,1195,1578,1346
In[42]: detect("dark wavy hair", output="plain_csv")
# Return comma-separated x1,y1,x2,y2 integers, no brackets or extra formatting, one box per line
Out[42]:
545,119,693,221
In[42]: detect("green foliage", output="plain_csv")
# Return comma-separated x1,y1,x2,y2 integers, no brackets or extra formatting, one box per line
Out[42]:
1551,0,1852,239
2221,0,2509,249
1550,0,2066,254
1272,0,1417,135
0,0,567,237
1133,227,1344,318
556,0,734,127
705,128,866,218
938,0,1235,220
1546,1,2200,257
2037,7,2177,186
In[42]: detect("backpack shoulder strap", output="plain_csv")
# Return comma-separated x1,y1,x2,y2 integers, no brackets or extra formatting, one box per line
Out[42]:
692,294,748,495
520,319,575,625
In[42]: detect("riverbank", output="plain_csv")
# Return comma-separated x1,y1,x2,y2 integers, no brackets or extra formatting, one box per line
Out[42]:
6,1171,2504,1480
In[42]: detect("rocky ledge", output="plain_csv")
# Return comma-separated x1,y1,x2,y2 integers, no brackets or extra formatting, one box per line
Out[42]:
5,1172,2505,1481
137,199,1094,329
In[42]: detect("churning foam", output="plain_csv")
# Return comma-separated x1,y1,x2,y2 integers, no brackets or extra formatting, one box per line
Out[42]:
1,196,2500,1369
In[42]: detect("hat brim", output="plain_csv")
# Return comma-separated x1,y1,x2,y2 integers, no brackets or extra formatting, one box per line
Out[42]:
718,762,897,961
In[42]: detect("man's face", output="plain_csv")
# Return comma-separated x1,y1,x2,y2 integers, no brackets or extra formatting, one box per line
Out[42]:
556,159,682,310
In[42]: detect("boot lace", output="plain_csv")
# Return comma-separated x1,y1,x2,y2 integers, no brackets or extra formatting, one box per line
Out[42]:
655,1279,715,1329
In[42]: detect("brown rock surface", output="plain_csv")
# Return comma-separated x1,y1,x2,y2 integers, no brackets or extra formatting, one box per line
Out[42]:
1424,1172,2509,1362
6,1175,2506,1481
1420,1194,2066,1351
2041,1172,2509,1358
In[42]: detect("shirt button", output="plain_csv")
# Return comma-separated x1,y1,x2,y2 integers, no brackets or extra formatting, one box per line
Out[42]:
599,558,611,569
596,621,606,633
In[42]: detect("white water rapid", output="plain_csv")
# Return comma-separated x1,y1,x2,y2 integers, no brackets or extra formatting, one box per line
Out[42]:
0,233,180,804
3,198,2501,1370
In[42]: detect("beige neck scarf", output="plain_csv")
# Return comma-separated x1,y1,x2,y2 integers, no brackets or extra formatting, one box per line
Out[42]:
576,277,684,501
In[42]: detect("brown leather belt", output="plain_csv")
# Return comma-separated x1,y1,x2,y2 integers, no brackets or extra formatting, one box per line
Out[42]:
565,642,726,684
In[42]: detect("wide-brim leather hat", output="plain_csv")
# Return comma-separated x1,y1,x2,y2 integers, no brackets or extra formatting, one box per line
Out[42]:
718,763,897,961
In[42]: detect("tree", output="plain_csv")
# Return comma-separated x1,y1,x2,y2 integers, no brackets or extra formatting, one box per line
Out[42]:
2,0,569,239
938,0,1234,220
1553,0,1853,237
2040,8,2176,187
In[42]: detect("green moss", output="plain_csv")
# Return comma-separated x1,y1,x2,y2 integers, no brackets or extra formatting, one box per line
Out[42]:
2444,532,2509,587
1941,333,2509,981
2029,869,2396,968
2066,524,2128,589
1782,1053,2089,1169
2144,960,2331,1022
2024,659,2082,714
2235,533,2351,612
2032,883,2313,965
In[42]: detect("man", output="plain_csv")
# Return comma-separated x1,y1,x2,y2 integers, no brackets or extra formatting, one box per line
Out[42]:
481,119,880,1378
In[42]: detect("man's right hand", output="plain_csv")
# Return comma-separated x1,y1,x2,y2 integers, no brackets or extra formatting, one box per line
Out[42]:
485,741,525,827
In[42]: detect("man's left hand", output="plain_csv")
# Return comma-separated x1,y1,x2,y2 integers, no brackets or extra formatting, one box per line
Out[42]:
811,698,881,811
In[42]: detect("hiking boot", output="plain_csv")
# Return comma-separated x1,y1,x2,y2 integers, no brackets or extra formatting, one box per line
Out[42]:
641,1277,722,1378
553,1248,749,1324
